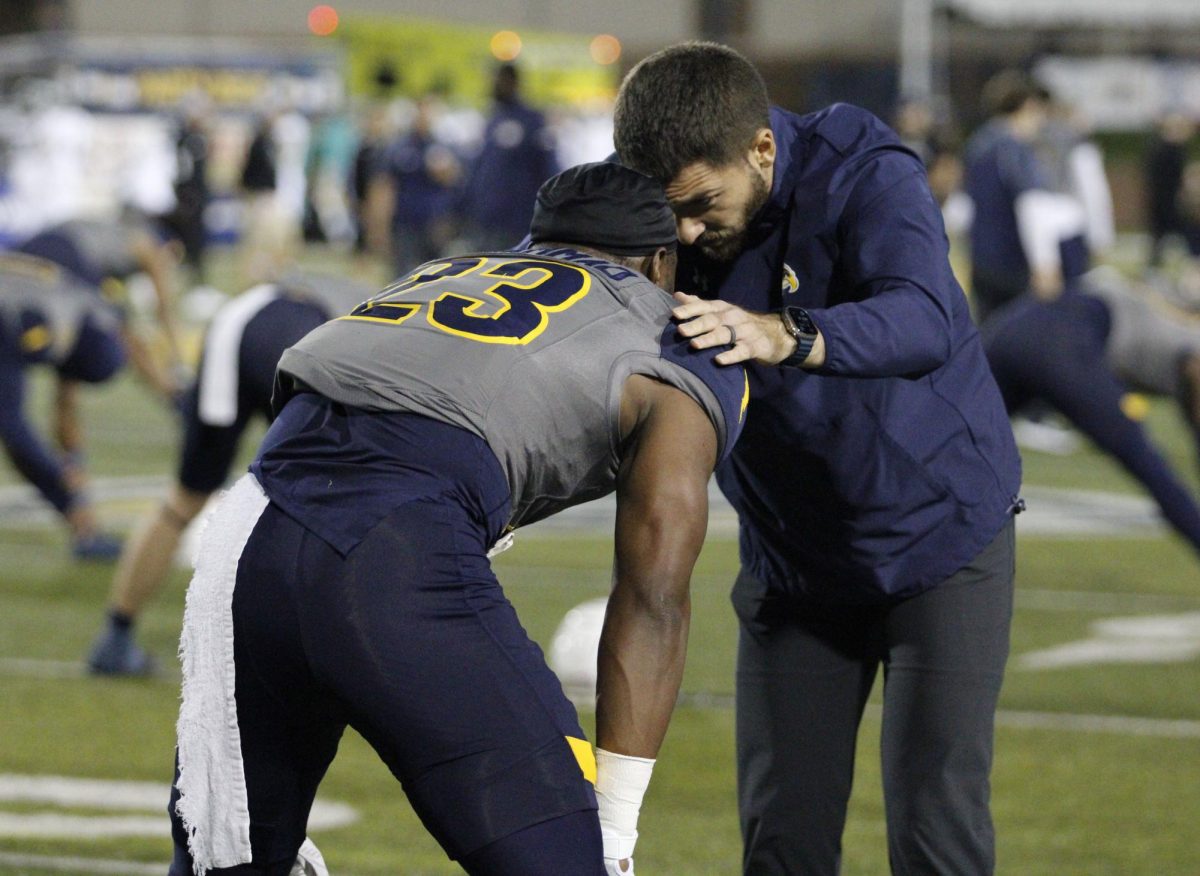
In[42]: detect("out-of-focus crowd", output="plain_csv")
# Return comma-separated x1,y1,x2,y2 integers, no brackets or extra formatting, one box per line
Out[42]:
0,62,615,289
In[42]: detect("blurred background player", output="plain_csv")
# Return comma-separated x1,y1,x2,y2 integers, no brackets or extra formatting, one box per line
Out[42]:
963,70,1089,324
982,272,1200,561
237,110,284,285
460,62,561,252
168,162,746,875
168,95,212,288
1144,112,1198,270
364,94,463,277
1034,86,1115,264
14,211,186,479
0,251,127,559
349,103,393,266
87,270,375,675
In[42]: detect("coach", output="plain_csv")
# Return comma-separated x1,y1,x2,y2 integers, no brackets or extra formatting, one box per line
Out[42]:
614,43,1022,874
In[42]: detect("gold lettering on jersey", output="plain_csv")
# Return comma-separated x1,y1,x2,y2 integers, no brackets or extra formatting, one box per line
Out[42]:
339,255,590,345
427,258,590,345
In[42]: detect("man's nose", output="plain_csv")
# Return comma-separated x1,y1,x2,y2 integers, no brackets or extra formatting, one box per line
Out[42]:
677,216,706,245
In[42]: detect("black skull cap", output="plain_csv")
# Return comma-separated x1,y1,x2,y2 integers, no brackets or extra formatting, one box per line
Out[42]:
530,161,678,256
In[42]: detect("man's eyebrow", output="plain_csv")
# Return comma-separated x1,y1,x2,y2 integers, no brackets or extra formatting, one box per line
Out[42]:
670,191,718,211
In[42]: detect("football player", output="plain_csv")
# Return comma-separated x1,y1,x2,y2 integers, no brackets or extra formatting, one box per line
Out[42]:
15,211,187,506
87,272,376,675
168,163,747,875
0,252,127,558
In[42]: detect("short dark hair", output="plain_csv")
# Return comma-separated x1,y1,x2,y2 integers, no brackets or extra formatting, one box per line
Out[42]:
982,69,1043,117
614,41,770,184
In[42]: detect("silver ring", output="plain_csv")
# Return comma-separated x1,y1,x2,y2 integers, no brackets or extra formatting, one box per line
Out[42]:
725,324,737,346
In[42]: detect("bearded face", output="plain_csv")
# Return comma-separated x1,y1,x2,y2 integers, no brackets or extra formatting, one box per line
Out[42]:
665,156,773,264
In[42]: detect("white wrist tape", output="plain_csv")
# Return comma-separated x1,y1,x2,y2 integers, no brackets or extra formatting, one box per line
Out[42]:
595,748,655,860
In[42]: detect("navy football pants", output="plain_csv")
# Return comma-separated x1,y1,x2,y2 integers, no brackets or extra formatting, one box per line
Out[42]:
168,497,603,874
177,296,326,494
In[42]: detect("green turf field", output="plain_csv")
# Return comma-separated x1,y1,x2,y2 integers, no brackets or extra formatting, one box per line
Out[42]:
2,256,1200,874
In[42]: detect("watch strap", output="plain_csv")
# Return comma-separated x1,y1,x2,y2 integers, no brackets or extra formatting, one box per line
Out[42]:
780,306,817,368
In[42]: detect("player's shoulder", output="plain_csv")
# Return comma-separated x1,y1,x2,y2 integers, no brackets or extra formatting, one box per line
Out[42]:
655,325,748,458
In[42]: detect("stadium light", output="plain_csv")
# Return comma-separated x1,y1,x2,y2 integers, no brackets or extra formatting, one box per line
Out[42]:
308,5,339,37
589,34,621,66
490,30,523,61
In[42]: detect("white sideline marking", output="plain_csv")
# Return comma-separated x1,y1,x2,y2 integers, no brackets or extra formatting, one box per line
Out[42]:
1017,588,1200,614
1016,485,1165,538
0,477,169,527
0,657,180,683
992,708,1200,738
0,813,167,838
0,774,175,810
0,659,86,679
1018,612,1200,669
662,696,1200,739
0,774,358,839
0,851,162,874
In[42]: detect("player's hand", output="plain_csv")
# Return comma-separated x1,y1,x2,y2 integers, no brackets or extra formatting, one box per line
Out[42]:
605,857,634,875
671,291,796,366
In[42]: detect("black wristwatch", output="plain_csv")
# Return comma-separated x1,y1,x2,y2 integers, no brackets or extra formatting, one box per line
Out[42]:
780,305,818,368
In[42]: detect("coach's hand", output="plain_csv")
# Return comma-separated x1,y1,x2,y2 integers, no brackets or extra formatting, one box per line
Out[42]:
672,292,819,367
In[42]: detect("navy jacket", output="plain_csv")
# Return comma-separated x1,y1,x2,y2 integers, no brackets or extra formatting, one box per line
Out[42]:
679,104,1022,602
462,99,559,240
380,132,457,229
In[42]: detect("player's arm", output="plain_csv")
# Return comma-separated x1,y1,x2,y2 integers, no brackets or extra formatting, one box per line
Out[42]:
594,373,718,872
120,324,179,401
0,366,83,525
132,232,184,366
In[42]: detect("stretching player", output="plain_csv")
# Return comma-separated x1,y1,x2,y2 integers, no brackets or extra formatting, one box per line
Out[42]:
16,212,185,499
983,277,1200,557
0,252,127,557
87,272,375,676
168,163,746,875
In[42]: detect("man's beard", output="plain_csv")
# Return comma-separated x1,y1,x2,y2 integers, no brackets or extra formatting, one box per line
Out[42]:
696,169,770,262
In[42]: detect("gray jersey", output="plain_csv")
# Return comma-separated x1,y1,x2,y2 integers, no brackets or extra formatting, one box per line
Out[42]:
31,216,151,282
0,252,122,365
278,248,746,528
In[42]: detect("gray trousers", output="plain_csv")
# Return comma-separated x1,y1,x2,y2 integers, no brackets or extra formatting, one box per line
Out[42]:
734,518,1015,875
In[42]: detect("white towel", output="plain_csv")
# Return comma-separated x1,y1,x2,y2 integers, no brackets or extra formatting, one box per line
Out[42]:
174,473,270,873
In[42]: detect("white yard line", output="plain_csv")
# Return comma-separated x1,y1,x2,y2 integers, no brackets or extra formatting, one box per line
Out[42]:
1016,588,1200,613
674,694,1200,739
0,658,178,682
0,851,163,874
0,659,88,679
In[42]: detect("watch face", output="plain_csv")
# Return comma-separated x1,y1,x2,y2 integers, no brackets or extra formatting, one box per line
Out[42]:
784,306,814,337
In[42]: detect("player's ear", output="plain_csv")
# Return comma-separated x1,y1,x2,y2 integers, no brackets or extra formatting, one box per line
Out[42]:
645,247,675,293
